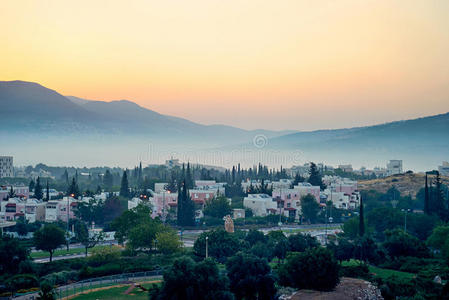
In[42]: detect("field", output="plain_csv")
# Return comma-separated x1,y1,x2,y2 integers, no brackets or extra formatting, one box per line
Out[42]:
342,260,415,280
69,282,161,300
30,245,110,259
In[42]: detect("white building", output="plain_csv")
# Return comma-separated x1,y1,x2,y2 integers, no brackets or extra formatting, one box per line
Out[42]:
0,156,13,178
387,160,403,176
154,183,168,193
243,194,278,217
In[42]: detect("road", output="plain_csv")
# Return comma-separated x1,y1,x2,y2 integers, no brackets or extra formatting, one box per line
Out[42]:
33,223,342,262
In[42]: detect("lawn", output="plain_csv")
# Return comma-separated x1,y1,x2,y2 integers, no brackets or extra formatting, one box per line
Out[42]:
30,245,110,259
71,282,160,300
342,259,415,280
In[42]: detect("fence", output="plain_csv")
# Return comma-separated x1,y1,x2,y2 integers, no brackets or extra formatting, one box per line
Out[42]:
54,270,163,299
15,270,163,300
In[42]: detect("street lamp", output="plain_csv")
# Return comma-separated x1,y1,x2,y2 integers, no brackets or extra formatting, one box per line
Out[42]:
401,209,411,232
205,236,209,259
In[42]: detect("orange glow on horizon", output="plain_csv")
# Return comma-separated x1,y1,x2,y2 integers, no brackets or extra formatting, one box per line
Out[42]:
1,0,449,130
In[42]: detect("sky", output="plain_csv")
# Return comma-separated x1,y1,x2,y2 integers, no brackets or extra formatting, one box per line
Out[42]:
1,0,449,131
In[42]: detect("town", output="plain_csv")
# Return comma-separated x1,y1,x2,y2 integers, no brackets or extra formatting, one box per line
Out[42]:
1,155,449,299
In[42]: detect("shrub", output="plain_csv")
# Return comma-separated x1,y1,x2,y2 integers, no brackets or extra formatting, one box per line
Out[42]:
278,247,340,291
42,270,78,285
88,246,121,267
339,264,371,280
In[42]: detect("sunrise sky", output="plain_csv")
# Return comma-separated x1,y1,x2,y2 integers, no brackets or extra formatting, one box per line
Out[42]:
1,0,448,130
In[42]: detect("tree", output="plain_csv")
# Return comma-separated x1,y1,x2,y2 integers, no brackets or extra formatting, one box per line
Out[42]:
128,220,164,251
67,177,80,198
74,221,104,256
33,224,66,262
292,172,305,186
120,170,130,198
7,186,16,199
278,247,340,291
103,170,113,192
0,236,29,274
287,233,319,252
203,195,231,219
156,230,183,254
75,198,104,225
46,180,50,201
308,162,325,190
300,194,319,224
112,204,152,244
37,281,56,300
34,177,43,200
426,225,449,253
359,195,365,237
103,196,126,224
177,180,195,226
150,257,233,300
226,252,277,300
328,238,355,263
29,179,35,192
245,229,267,247
383,229,429,258
193,228,242,263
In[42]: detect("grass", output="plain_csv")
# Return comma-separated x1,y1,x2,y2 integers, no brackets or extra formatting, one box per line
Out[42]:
342,259,415,280
31,245,110,259
70,282,161,300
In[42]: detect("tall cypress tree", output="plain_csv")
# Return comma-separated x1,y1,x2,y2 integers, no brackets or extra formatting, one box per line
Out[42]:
177,180,195,226
120,170,130,198
359,195,365,237
186,162,193,189
67,177,80,198
46,180,50,201
34,177,43,200
424,173,430,215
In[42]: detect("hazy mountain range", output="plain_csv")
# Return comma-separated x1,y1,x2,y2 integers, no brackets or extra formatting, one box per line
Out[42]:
1,80,448,169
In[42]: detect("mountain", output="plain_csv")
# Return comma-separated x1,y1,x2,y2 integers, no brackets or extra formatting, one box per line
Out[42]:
1,80,447,169
267,112,449,170
0,81,291,143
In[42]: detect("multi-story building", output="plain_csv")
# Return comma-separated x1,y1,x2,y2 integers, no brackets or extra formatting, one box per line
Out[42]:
0,156,13,178
387,160,403,176
338,164,353,173
243,194,277,217
0,198,45,222
0,185,29,201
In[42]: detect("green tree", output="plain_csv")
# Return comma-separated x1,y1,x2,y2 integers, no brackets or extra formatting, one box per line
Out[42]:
156,230,183,254
67,177,80,198
103,170,113,192
46,180,50,201
74,221,104,256
278,247,340,291
193,228,242,263
150,257,233,300
426,225,449,252
0,236,29,274
359,195,365,237
301,194,320,224
37,281,56,300
29,179,35,193
111,204,152,244
33,224,66,262
34,176,43,200
287,233,319,252
245,229,267,247
308,162,325,190
226,252,277,300
203,195,232,219
383,229,429,258
120,170,130,198
128,220,164,251
177,180,195,226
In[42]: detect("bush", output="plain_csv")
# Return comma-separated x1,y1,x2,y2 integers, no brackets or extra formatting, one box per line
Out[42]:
88,246,121,267
41,270,79,285
278,247,340,291
339,264,371,280
378,275,416,300
79,263,122,279
5,274,39,292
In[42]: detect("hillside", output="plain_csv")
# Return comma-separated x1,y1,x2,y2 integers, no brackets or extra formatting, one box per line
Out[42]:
358,173,449,198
